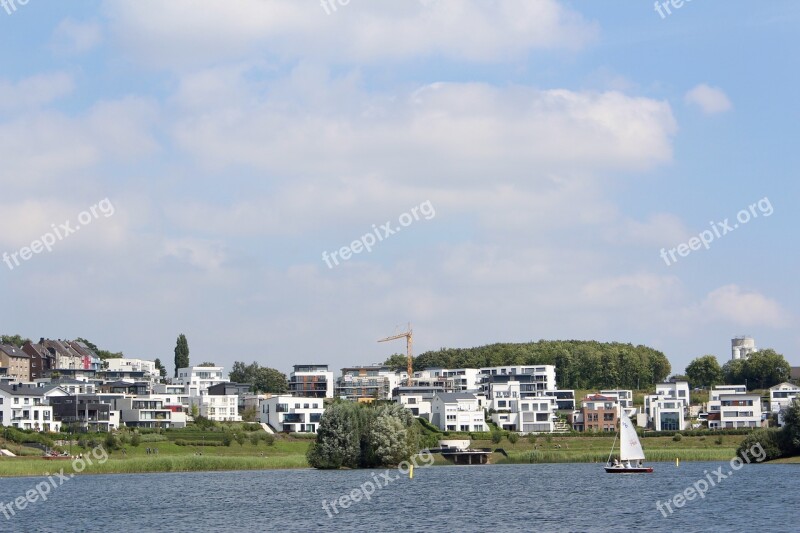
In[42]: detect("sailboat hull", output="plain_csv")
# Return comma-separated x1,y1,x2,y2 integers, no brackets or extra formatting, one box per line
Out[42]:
604,466,653,473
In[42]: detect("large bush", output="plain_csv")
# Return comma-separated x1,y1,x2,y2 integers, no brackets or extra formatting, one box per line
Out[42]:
307,402,420,469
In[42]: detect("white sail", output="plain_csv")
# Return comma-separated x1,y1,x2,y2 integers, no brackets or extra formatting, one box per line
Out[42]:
618,411,645,461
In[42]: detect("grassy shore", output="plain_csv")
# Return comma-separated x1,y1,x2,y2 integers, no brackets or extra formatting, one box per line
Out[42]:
0,431,775,477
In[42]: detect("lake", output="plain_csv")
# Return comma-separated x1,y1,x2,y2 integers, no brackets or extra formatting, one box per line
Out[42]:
1,462,797,532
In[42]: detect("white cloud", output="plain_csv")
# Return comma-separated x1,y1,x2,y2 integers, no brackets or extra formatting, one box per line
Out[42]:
51,18,103,54
0,72,74,113
701,284,791,328
685,84,732,115
102,0,597,68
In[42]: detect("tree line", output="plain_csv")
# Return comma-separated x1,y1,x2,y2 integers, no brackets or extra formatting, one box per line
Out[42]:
685,349,792,390
392,340,672,390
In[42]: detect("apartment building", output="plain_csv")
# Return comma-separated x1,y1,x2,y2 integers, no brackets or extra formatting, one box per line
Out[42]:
0,383,65,432
707,385,763,429
259,395,324,433
335,366,404,400
0,345,30,381
175,366,226,396
430,392,488,432
392,385,444,419
769,382,800,426
288,365,334,398
570,394,618,432
644,380,690,431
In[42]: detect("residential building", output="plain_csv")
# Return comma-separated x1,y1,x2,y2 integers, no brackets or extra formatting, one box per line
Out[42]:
488,380,557,433
115,397,179,428
22,341,54,380
288,365,334,398
335,366,403,400
430,392,489,432
188,393,241,422
105,359,158,382
570,394,618,433
769,382,800,426
208,382,251,415
99,381,151,395
644,380,690,431
707,385,762,429
50,394,117,432
0,383,65,432
175,366,226,396
392,386,443,419
0,345,30,381
259,395,324,433
479,365,557,394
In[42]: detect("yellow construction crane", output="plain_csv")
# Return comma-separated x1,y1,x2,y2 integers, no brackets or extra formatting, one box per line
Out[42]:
378,323,413,386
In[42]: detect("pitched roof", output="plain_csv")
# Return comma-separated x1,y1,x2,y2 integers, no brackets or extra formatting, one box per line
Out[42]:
0,345,29,359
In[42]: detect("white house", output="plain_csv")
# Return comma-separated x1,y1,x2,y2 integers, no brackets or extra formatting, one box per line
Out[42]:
769,382,800,426
392,386,442,420
188,393,241,422
487,380,557,433
644,381,690,431
175,366,226,396
430,392,488,432
105,359,158,382
707,385,762,429
479,365,557,393
0,383,65,432
259,395,324,433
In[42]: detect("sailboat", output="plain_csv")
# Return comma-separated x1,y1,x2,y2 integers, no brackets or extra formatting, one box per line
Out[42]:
604,411,653,473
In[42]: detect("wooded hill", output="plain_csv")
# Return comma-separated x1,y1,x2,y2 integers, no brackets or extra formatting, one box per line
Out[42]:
387,340,672,390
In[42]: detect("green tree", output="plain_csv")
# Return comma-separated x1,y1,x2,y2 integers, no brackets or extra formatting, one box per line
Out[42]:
130,433,141,447
722,358,746,385
307,402,361,469
229,361,287,393
154,358,168,380
222,433,233,446
685,355,723,388
742,349,791,390
241,406,258,422
368,404,419,466
383,353,410,372
75,337,123,359
1,334,31,347
235,433,246,446
174,334,190,377
781,399,800,454
198,362,216,367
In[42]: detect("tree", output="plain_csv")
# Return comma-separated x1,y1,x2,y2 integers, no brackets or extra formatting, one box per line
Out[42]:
1,334,31,347
75,337,123,359
241,406,258,422
235,433,246,446
685,355,723,388
383,353,410,372
368,404,419,467
742,349,791,390
307,402,361,469
722,358,746,385
154,359,168,380
198,362,216,367
174,334,190,377
229,361,287,393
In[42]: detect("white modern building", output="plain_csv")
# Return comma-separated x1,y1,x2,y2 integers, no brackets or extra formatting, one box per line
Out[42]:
188,393,241,422
0,383,65,432
707,385,763,429
479,365,557,393
105,359,158,382
259,395,324,433
644,381,690,431
335,366,405,400
489,380,557,433
392,386,444,420
769,382,800,426
430,392,489,432
175,366,226,396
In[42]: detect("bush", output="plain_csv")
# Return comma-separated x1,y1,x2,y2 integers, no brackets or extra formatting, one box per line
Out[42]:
737,428,787,462
242,423,262,432
672,434,682,442
235,433,246,446
507,432,519,444
714,436,723,445
527,433,537,444
250,434,261,446
222,433,233,446
263,433,275,446
130,433,141,447
491,431,503,444
288,432,318,439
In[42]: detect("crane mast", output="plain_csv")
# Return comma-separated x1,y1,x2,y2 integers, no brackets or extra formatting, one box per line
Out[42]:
378,323,413,386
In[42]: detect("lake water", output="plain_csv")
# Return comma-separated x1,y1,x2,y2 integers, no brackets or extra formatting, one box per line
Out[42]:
1,462,797,532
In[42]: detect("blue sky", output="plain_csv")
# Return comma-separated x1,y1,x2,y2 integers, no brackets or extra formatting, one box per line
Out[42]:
0,0,797,377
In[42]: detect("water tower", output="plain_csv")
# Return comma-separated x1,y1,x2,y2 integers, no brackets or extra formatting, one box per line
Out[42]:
731,336,756,360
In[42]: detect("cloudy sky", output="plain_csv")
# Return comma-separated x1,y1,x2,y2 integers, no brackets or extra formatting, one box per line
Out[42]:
0,0,797,377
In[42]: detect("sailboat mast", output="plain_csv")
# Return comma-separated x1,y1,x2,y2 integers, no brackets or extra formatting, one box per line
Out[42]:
606,429,618,464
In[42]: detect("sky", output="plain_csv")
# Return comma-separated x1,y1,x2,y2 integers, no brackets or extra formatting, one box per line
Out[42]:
0,0,797,378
